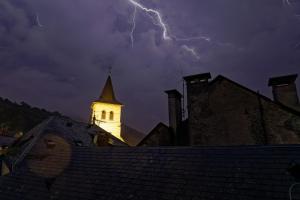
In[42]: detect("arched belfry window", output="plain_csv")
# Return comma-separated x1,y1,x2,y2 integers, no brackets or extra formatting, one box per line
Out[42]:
109,111,114,121
101,111,106,120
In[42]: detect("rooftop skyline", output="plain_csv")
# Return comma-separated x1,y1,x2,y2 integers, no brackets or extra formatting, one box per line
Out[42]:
0,0,299,132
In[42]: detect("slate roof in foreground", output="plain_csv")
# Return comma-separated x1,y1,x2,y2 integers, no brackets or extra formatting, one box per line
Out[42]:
6,117,126,169
1,145,300,200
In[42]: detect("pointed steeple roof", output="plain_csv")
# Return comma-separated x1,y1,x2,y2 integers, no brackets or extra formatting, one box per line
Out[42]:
97,76,122,105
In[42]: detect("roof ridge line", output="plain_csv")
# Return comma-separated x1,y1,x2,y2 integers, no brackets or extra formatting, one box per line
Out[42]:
12,117,54,169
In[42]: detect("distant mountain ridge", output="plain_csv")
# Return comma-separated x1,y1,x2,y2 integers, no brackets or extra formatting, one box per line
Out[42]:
0,97,61,136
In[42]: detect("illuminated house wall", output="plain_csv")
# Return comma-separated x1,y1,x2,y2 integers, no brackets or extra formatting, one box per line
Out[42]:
91,75,123,141
91,102,123,140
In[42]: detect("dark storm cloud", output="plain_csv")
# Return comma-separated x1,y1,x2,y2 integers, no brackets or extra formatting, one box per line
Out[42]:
0,0,299,132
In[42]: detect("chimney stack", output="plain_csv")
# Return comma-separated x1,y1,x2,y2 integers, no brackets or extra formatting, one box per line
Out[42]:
165,90,182,145
184,73,212,115
268,74,299,109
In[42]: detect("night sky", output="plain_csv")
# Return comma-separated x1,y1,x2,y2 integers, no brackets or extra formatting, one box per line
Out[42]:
0,0,299,133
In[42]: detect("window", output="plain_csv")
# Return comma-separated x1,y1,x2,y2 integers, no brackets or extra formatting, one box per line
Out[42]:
44,139,56,149
101,110,106,120
109,111,114,120
74,140,83,147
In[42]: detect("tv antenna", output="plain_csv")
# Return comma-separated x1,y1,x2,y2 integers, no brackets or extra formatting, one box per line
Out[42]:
108,66,113,75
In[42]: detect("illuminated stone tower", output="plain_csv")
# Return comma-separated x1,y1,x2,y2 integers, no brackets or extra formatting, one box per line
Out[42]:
91,76,123,140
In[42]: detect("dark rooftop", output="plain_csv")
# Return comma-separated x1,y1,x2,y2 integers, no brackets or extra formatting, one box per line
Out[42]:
165,90,183,98
1,145,300,199
210,75,300,116
121,124,145,146
0,136,16,148
184,72,212,82
268,74,298,86
7,116,126,169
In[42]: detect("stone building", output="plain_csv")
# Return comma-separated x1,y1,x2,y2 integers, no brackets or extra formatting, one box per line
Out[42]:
140,73,300,146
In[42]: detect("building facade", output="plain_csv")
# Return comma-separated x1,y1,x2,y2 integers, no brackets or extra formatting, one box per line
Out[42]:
140,73,300,146
184,73,300,145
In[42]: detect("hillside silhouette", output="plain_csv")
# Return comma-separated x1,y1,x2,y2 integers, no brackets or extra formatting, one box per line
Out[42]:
0,97,61,136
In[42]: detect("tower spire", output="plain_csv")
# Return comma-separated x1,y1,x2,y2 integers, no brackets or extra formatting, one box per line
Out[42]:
98,75,122,105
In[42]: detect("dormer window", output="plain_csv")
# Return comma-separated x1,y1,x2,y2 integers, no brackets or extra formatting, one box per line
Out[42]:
109,111,114,120
101,111,106,120
44,139,56,149
74,140,83,146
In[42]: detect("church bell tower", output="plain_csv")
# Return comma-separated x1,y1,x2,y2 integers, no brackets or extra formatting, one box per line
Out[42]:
91,76,123,140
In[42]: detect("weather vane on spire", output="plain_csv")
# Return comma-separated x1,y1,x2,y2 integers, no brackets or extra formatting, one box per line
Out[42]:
108,66,113,75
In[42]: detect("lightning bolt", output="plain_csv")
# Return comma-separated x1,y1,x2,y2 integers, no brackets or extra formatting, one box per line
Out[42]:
128,0,171,40
282,0,300,48
128,0,211,60
175,36,211,42
35,13,43,28
283,0,292,6
130,6,137,48
182,45,200,60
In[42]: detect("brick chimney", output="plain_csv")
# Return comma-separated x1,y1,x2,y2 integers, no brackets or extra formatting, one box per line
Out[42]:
183,73,212,145
268,74,299,110
165,90,182,145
